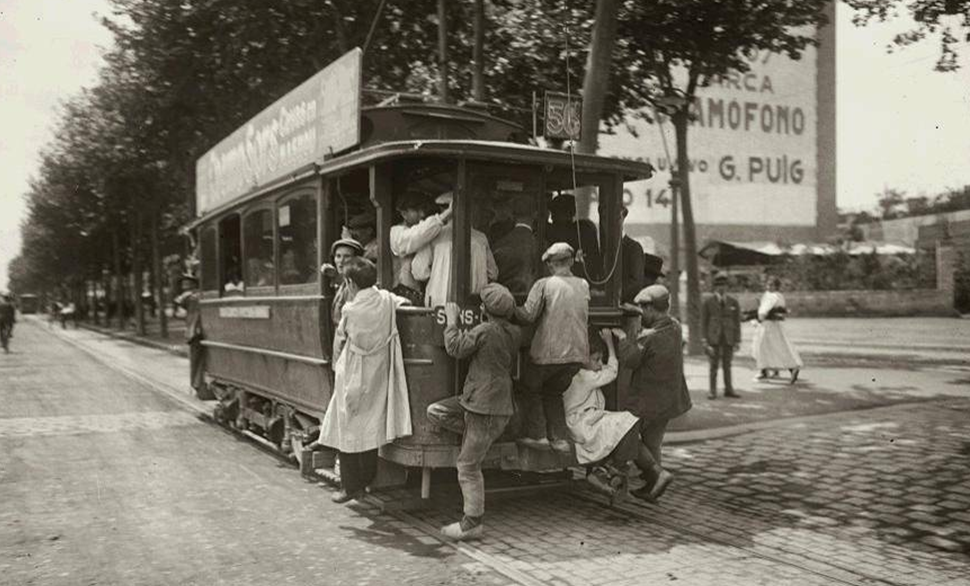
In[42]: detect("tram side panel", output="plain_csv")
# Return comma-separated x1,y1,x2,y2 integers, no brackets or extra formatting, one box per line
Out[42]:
201,296,333,419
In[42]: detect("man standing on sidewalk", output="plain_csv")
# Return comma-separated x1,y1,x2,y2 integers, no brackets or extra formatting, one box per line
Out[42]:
701,273,741,399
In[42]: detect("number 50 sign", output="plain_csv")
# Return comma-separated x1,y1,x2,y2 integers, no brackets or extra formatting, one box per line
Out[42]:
543,91,582,141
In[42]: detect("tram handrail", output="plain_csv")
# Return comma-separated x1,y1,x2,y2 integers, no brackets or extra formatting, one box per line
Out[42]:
200,340,330,366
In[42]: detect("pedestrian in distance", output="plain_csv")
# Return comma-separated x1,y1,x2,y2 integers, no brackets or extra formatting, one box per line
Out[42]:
514,242,590,454
426,283,521,541
613,285,692,502
752,277,802,384
0,293,16,354
318,257,413,504
701,273,742,399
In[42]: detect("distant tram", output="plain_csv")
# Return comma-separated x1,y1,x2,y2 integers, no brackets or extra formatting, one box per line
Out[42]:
189,49,652,498
18,294,40,315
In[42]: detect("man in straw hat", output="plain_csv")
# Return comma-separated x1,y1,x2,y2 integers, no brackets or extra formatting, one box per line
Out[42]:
427,283,521,541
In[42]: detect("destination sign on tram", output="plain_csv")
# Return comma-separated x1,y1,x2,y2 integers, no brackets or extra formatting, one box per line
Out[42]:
195,48,362,216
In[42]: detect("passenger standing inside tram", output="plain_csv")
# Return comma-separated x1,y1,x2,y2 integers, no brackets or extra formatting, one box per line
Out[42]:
319,258,412,503
427,283,520,541
390,190,452,306
347,211,379,263
546,193,602,281
492,198,537,296
322,238,364,326
514,242,589,453
411,192,498,307
613,285,692,502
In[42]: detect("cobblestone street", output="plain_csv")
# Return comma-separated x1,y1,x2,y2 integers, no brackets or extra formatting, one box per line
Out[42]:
2,318,969,586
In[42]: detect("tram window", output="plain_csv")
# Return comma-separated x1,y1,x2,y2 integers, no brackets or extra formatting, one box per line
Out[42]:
243,208,275,288
201,227,218,291
219,215,243,295
278,193,318,285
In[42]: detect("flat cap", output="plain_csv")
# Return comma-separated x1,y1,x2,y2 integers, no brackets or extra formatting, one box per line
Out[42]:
480,283,515,318
541,242,575,262
330,238,365,256
435,191,454,205
634,284,670,305
347,210,376,229
713,273,728,284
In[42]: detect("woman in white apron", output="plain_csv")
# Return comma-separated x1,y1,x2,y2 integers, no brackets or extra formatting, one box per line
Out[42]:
319,257,412,503
752,277,802,384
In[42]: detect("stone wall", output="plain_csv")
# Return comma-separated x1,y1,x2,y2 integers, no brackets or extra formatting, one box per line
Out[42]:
727,244,959,317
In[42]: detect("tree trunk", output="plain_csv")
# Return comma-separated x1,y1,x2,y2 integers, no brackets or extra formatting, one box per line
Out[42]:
112,229,124,329
472,0,485,101
578,0,619,156
673,111,703,355
437,0,450,103
132,210,146,336
152,209,168,338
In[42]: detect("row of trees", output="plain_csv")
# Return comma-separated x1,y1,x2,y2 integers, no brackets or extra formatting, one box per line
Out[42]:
9,0,957,349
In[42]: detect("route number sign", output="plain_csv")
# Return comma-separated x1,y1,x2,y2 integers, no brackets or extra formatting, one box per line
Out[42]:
543,92,582,140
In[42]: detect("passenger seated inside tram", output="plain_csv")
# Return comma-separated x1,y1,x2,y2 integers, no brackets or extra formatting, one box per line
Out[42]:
390,190,452,307
492,197,537,296
247,257,275,287
411,191,498,307
563,329,642,499
346,211,379,263
546,193,602,281
223,264,244,295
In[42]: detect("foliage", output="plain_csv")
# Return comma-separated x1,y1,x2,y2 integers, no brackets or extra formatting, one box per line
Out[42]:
846,0,970,71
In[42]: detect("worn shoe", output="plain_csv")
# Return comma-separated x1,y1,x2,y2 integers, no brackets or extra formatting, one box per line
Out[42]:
790,368,800,385
649,469,674,501
630,485,657,503
550,439,572,454
330,490,360,504
440,521,484,541
517,437,551,450
724,391,741,399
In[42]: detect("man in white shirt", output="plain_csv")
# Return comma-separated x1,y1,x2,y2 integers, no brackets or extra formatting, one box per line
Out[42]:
390,191,452,304
412,192,498,307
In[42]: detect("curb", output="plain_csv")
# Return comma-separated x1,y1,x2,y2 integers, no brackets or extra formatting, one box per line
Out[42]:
79,323,189,358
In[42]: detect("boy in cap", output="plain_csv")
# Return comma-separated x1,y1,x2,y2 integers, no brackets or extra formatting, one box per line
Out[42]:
612,284,692,502
321,238,365,325
412,191,498,307
427,283,521,541
514,242,590,453
390,190,452,305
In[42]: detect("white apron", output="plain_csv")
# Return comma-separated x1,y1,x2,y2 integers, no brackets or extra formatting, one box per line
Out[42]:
320,288,412,453
563,357,639,465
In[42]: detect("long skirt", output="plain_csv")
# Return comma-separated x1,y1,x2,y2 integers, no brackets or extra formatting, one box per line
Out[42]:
752,321,803,370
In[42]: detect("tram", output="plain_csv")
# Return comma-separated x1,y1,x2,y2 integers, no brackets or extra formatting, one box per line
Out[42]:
18,294,40,315
189,49,653,497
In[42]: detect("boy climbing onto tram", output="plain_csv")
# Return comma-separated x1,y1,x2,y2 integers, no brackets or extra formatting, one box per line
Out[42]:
427,283,521,541
514,242,590,454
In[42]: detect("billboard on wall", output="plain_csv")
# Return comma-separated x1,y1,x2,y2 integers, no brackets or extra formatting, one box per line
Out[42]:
598,42,819,229
195,48,362,216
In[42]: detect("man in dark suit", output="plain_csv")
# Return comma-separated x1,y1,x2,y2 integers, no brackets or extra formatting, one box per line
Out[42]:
492,201,537,295
619,207,645,303
546,194,602,281
701,273,741,399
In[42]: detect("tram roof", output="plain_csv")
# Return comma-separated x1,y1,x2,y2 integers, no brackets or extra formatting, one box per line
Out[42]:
191,139,653,225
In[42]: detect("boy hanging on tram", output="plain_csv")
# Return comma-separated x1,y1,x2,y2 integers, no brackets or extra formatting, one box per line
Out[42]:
427,283,521,541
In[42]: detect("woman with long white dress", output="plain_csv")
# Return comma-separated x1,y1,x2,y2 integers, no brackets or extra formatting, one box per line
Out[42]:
318,257,413,503
752,278,802,384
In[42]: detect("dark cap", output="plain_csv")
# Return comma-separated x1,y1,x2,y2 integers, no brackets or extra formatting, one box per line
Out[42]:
713,273,728,285
348,210,376,229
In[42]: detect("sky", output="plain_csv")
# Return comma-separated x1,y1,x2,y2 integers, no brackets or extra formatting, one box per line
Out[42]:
1,1,970,290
